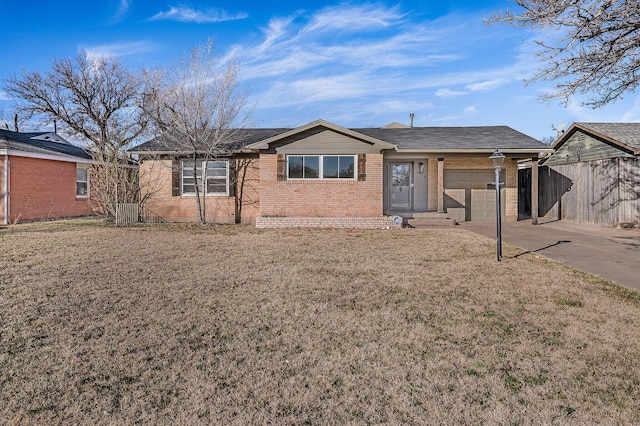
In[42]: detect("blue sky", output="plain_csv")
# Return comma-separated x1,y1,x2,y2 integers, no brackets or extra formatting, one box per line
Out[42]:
1,0,640,141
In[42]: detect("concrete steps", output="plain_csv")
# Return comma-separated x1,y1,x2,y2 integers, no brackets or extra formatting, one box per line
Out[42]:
407,212,458,228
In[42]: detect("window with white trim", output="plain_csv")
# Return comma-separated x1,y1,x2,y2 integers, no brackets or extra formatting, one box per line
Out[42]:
181,160,229,195
287,155,356,180
76,166,89,197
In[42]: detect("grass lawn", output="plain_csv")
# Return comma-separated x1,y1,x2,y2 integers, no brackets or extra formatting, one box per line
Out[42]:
1,220,639,424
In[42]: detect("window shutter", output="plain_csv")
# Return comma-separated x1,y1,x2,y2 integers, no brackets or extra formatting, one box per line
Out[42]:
228,160,236,197
277,154,286,181
358,154,366,181
172,159,181,196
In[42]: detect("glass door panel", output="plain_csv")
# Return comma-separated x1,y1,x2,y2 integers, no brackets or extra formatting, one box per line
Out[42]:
390,163,412,210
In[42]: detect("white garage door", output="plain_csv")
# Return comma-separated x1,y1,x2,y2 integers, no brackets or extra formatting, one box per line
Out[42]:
444,170,504,221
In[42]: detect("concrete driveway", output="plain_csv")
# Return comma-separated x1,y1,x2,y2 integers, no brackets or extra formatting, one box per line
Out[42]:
458,219,640,292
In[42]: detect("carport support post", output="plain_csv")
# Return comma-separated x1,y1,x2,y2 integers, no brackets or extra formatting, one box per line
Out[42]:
531,159,539,225
489,149,505,261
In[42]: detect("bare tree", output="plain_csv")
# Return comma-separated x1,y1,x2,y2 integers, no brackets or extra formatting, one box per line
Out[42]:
232,157,259,224
144,40,250,224
488,0,640,107
3,53,150,218
0,110,28,132
540,135,557,145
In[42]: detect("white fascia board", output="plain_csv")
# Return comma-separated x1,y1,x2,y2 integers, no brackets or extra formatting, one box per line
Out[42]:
2,149,94,164
129,150,241,156
128,150,189,156
395,148,554,155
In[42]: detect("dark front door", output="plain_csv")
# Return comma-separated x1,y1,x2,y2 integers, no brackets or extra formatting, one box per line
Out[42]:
390,162,413,211
518,168,532,220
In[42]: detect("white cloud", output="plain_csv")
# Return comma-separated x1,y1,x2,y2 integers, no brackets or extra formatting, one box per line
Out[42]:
150,6,248,23
228,3,559,129
428,105,478,125
621,94,640,121
563,92,640,123
258,16,295,52
435,88,468,98
81,41,154,60
0,91,11,101
463,106,477,115
466,78,510,92
302,3,404,34
239,9,465,83
255,73,376,108
110,0,130,24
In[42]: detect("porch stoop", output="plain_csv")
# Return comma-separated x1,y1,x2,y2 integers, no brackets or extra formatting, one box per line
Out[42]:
407,212,458,228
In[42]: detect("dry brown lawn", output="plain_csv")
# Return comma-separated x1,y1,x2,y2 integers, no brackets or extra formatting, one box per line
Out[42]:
1,220,639,425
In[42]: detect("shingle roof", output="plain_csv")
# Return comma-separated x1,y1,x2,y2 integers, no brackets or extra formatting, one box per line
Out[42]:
0,129,91,159
574,122,640,151
355,126,548,151
129,128,291,153
129,124,550,154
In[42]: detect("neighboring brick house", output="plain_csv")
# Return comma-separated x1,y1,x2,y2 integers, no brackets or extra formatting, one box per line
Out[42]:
130,120,551,227
0,129,95,224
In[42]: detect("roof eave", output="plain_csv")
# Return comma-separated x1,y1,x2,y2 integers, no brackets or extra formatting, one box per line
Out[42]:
556,123,640,155
2,149,93,163
128,149,240,156
394,148,553,155
246,119,396,150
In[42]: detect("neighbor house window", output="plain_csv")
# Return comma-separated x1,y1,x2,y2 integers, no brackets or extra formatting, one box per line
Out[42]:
287,155,355,179
76,166,89,197
181,160,229,195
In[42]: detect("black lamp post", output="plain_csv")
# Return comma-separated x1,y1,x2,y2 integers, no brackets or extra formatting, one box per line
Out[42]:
489,148,505,261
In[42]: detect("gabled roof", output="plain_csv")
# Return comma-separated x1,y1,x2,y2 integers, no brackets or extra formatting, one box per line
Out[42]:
554,122,640,155
245,119,396,151
0,128,91,160
129,120,550,156
381,122,410,128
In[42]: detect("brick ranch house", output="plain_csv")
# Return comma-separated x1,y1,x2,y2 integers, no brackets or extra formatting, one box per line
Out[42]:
1,129,95,224
129,120,552,228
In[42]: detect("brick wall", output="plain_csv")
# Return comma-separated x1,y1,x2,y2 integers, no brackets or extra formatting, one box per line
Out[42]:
138,153,521,224
0,155,6,224
427,158,439,211
256,216,401,229
139,158,260,223
258,153,384,217
426,157,519,219
7,156,95,222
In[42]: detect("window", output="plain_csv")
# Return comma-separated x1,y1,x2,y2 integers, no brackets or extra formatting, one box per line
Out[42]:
76,166,89,197
287,155,355,180
323,156,354,179
288,156,319,179
181,160,229,195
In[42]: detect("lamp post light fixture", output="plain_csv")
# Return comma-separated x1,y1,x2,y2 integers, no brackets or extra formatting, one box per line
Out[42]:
489,148,505,261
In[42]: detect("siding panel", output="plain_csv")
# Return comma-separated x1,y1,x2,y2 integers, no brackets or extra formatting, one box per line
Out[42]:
539,157,639,227
545,130,634,166
276,130,380,154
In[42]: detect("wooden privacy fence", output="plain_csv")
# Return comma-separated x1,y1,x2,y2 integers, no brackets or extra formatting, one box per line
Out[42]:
116,203,165,225
540,157,639,227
